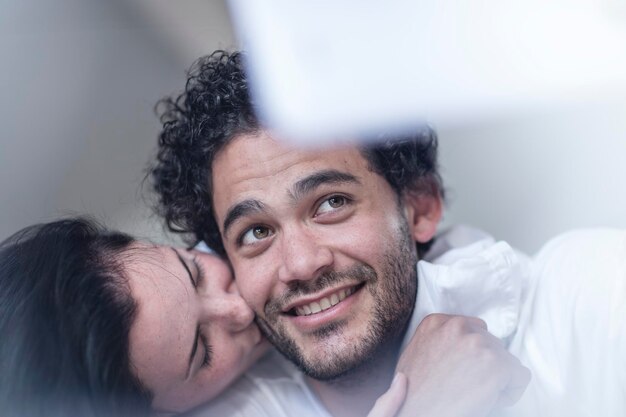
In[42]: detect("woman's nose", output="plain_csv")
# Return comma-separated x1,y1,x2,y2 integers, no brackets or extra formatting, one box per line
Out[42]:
200,292,255,332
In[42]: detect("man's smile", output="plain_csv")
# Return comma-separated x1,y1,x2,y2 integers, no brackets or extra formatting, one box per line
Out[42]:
286,284,362,317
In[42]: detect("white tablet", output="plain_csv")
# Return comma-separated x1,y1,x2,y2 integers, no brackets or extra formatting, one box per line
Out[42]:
228,0,626,144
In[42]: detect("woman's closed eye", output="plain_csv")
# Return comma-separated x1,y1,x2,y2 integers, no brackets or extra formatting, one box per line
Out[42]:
199,332,212,369
188,328,213,379
191,256,205,288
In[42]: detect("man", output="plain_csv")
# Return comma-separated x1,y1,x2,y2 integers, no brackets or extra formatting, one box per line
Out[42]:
150,51,623,416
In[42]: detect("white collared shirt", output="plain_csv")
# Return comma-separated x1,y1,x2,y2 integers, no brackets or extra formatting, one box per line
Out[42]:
500,228,626,417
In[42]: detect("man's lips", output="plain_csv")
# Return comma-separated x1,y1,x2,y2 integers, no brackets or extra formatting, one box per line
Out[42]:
283,283,363,317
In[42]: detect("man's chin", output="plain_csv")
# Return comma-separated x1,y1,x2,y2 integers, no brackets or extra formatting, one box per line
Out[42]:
296,342,385,382
283,331,384,381
258,308,394,381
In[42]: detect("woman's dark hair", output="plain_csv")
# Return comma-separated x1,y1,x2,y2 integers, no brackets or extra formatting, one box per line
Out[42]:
151,50,443,256
0,218,152,417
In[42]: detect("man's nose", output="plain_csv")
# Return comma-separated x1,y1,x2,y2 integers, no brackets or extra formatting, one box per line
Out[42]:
200,292,255,332
277,226,333,284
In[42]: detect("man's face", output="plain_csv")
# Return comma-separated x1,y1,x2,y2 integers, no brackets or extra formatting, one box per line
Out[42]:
211,132,420,380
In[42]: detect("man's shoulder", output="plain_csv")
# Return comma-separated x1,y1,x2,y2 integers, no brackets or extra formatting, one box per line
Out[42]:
534,227,626,268
506,228,626,416
530,228,626,328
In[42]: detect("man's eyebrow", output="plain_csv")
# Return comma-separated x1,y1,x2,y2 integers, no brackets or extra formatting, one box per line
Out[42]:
221,171,359,237
292,170,360,201
171,248,199,379
222,199,265,238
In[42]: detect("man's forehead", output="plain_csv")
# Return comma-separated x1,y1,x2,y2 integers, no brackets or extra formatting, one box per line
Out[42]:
211,133,371,225
213,132,368,181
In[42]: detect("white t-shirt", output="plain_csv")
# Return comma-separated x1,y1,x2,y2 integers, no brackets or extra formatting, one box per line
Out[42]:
188,227,626,417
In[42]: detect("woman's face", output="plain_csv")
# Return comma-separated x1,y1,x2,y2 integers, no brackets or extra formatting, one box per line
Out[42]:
125,245,269,414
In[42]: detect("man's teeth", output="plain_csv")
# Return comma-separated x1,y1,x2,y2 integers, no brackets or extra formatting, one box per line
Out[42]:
295,287,356,316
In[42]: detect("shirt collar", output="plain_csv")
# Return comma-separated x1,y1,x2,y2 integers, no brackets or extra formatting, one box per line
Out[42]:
402,226,530,351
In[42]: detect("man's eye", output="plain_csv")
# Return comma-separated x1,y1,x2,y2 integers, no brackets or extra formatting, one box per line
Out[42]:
317,195,347,215
240,225,273,246
252,226,269,239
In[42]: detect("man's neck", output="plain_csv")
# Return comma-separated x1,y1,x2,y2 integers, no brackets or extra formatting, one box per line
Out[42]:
307,347,399,417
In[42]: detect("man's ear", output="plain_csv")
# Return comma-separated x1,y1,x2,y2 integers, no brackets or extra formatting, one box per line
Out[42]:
402,191,443,244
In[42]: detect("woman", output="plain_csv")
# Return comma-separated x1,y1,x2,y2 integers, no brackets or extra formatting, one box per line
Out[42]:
0,218,405,417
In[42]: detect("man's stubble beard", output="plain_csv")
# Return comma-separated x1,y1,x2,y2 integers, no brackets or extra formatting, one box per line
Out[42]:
256,217,418,382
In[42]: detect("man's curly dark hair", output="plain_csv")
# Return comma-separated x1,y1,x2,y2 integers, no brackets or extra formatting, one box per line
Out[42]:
151,50,443,256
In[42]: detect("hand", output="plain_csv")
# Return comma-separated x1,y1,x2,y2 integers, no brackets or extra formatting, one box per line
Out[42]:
395,314,530,417
367,373,408,417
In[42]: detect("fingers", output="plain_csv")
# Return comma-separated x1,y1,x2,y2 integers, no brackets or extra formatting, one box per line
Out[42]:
397,313,529,416
495,359,532,408
463,315,488,331
367,373,408,417
419,313,488,333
